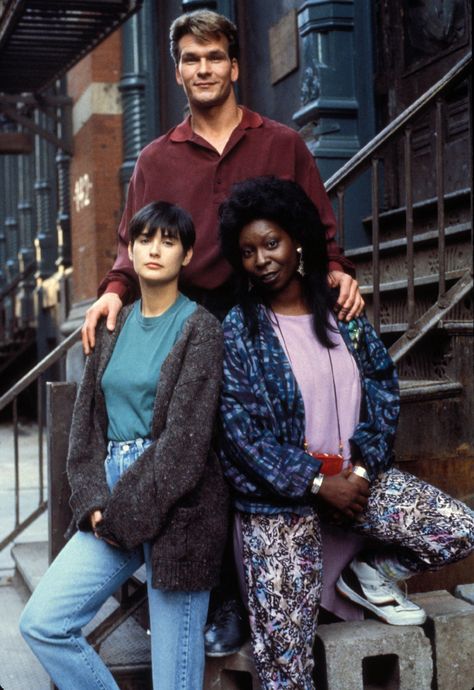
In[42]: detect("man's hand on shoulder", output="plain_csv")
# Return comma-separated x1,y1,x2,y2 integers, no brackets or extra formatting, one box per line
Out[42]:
328,270,364,321
82,293,123,355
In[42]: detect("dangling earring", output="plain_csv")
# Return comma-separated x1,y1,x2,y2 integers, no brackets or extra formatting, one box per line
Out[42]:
296,246,304,276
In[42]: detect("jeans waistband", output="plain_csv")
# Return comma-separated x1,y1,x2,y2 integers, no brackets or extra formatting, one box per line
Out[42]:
107,437,151,452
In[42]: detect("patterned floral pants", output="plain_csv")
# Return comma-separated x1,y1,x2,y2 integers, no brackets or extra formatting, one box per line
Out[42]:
239,468,474,690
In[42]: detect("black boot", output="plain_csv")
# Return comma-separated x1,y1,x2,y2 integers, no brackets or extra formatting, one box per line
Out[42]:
204,599,250,657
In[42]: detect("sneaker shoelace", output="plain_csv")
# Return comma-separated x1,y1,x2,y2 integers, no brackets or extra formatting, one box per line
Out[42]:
377,575,419,610
362,563,415,606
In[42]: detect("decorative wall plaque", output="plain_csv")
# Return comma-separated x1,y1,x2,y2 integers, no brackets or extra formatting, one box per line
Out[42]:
269,9,298,85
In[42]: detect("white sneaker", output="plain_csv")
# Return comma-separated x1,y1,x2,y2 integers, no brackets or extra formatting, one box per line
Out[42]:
336,557,427,626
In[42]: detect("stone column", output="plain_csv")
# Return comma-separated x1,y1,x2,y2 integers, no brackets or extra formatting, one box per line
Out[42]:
293,0,376,247
293,0,360,179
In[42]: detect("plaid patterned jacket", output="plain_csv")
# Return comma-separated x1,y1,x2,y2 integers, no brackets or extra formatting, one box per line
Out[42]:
219,304,400,514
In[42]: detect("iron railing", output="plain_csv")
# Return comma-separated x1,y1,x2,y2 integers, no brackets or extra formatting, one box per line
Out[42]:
0,326,81,553
325,52,472,351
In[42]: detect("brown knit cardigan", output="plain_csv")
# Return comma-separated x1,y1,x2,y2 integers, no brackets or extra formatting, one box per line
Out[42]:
66,303,229,591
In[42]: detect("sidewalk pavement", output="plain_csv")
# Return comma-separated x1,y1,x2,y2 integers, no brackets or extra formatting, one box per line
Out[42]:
0,423,48,577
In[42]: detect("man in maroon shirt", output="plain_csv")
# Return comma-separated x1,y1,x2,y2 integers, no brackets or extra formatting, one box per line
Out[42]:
81,9,364,657
82,9,363,354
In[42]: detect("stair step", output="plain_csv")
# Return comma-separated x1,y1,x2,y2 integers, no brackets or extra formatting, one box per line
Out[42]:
346,221,470,260
359,267,466,295
361,187,471,226
399,379,462,402
11,541,48,593
85,595,151,674
380,320,473,335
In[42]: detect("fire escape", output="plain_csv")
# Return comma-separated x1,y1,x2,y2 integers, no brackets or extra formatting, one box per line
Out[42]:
0,0,142,388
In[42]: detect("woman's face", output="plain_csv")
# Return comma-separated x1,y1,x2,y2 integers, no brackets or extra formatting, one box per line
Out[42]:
238,219,300,295
128,227,192,287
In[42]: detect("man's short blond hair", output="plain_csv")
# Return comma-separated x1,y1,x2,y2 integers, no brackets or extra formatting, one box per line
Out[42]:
169,10,239,64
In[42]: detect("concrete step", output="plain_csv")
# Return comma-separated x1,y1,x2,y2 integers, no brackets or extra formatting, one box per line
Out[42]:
11,541,47,593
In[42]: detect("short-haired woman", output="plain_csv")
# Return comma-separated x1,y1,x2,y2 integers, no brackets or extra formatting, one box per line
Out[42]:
20,201,228,690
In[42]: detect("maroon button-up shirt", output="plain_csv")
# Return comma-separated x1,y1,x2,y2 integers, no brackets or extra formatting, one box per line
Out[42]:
100,107,352,302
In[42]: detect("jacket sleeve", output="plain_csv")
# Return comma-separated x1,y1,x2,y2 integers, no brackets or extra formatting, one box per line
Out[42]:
67,327,110,531
96,319,224,550
294,135,355,276
349,317,400,480
219,316,322,501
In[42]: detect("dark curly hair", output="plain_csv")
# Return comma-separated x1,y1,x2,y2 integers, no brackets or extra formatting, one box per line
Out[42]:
219,176,337,347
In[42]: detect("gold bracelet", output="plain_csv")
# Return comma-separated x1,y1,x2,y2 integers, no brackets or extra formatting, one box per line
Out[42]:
353,465,370,482
310,474,325,495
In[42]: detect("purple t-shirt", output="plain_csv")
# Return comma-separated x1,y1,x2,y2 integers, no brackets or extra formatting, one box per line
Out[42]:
269,310,366,620
269,311,361,460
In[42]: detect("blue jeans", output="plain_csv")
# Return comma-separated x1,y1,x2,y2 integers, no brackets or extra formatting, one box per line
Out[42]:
20,438,210,690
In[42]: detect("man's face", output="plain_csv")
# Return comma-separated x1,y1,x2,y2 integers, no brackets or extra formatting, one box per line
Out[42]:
175,33,239,110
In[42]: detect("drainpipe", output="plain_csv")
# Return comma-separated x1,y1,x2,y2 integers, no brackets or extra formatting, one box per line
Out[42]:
17,145,36,328
55,80,72,272
119,0,159,199
33,110,56,282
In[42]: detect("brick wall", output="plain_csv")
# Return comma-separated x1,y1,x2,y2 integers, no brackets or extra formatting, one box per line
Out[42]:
68,31,123,302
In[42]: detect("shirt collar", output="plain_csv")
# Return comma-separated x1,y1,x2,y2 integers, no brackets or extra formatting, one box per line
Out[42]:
169,106,263,143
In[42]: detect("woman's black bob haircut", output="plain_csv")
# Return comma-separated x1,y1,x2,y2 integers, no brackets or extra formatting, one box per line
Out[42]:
129,201,196,253
219,175,338,346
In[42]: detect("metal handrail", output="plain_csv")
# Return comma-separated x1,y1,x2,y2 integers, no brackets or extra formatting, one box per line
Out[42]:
0,326,81,411
0,325,81,555
325,52,471,193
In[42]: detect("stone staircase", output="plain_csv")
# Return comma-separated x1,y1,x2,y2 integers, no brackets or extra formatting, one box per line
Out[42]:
346,187,473,461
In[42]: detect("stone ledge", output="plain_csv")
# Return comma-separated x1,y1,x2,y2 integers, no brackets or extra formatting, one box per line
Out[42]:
204,589,474,690
454,583,474,606
315,619,433,690
413,590,474,690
